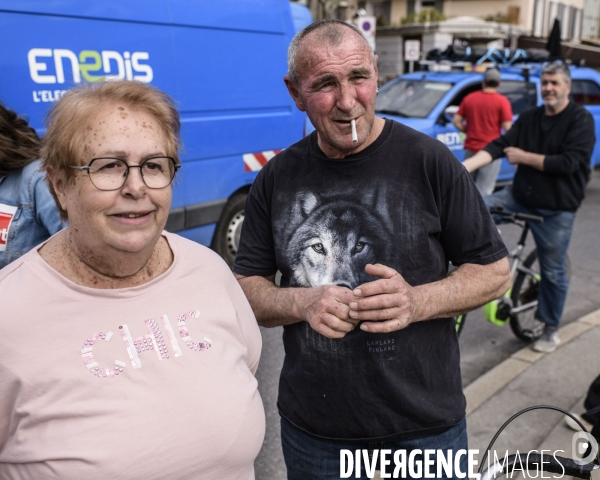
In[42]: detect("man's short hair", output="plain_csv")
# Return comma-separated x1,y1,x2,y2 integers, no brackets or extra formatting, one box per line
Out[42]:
287,19,373,87
483,68,500,88
41,80,181,220
542,61,571,83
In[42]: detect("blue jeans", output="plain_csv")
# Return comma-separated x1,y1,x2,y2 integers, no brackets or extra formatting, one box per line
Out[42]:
484,186,575,327
281,418,469,480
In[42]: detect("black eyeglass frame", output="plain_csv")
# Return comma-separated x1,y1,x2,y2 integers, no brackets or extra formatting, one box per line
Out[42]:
69,156,181,191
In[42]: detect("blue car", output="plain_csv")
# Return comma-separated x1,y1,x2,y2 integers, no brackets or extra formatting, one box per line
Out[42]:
374,65,600,184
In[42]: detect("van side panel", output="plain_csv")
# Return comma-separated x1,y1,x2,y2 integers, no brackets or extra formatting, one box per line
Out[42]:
0,0,302,248
167,0,289,33
0,1,170,24
0,0,288,33
0,11,175,129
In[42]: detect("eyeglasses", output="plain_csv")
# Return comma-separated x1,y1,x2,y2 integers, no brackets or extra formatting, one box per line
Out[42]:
70,157,181,191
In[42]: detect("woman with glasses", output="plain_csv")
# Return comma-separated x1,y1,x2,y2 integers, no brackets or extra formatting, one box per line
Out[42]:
0,103,65,268
0,81,265,479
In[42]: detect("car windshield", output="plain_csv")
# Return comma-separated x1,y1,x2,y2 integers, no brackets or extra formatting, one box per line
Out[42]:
376,80,452,118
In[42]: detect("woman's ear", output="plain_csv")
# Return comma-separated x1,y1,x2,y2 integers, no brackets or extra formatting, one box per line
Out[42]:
46,167,69,213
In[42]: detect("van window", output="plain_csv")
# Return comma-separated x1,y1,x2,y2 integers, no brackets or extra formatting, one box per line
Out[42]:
442,80,536,116
376,80,452,118
496,81,537,115
571,80,600,105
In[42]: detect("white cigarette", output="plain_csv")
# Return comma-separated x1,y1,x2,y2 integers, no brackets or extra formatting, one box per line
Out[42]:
351,119,358,143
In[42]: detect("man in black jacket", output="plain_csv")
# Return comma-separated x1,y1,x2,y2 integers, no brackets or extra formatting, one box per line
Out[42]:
464,62,595,353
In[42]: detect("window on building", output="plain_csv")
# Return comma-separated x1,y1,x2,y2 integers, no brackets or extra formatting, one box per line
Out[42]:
374,0,391,26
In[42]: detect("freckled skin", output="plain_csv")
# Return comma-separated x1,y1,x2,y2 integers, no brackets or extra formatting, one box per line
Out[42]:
41,104,173,289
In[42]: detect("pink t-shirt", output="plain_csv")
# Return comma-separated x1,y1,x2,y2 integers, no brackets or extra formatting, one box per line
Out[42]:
0,232,265,480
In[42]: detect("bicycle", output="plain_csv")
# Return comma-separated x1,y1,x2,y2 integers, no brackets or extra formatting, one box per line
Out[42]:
455,207,568,342
478,405,600,479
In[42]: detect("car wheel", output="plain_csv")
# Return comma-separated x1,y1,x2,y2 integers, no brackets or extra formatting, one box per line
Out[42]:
211,192,247,268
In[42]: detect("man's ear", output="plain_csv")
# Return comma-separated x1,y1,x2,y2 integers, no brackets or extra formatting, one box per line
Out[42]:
284,76,306,112
46,167,69,212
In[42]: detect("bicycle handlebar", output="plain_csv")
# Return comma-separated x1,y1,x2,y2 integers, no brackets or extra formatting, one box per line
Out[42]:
489,207,544,224
480,453,599,479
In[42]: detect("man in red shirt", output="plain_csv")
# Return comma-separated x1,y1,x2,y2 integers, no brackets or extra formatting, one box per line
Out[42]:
453,69,513,195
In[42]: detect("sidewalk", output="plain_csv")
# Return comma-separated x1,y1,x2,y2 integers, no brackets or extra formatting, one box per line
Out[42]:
465,308,600,471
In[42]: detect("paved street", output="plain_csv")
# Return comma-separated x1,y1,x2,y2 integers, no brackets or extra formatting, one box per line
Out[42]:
254,169,600,480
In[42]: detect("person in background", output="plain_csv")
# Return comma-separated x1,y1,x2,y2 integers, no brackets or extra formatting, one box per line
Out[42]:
0,81,265,480
453,68,513,196
565,373,600,450
0,103,65,268
463,62,595,353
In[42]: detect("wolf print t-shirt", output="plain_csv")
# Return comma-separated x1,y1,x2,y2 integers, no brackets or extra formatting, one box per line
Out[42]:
0,233,264,480
234,119,507,441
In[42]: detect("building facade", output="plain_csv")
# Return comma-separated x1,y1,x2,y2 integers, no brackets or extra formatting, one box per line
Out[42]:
296,0,593,40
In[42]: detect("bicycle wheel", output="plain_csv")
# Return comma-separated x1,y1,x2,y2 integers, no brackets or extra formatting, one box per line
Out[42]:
455,313,466,336
510,250,544,342
510,250,572,342
510,249,544,342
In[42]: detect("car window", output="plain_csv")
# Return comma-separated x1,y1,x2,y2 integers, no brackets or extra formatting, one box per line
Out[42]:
496,81,537,115
571,80,600,105
376,80,452,118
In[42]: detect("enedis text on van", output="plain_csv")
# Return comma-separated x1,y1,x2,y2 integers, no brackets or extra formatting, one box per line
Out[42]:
27,48,154,102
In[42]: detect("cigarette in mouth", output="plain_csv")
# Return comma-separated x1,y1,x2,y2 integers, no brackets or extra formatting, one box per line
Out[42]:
351,119,358,143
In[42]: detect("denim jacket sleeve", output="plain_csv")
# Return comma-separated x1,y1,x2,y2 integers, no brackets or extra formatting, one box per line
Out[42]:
0,160,65,268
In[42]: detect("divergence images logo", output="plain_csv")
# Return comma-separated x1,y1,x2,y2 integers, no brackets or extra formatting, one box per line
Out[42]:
572,431,598,465
27,48,154,102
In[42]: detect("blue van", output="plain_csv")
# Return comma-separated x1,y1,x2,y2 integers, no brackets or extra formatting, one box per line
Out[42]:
0,0,310,266
375,65,600,184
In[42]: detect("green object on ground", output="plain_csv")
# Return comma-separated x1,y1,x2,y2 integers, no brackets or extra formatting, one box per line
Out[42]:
484,289,512,326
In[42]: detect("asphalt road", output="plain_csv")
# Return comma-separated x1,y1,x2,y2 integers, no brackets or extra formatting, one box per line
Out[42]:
253,169,600,480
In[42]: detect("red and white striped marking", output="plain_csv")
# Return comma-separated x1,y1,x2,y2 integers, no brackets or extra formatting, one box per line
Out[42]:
243,149,283,172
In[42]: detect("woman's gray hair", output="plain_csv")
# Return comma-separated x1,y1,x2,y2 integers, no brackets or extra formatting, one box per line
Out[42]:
287,19,374,87
541,61,571,83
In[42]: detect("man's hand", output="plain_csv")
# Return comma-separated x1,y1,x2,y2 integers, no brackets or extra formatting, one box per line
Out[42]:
348,264,423,333
299,285,359,339
504,147,545,170
452,113,465,133
346,258,511,334
504,146,528,164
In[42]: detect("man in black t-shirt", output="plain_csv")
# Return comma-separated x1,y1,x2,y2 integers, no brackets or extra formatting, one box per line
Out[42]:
234,19,510,479
464,62,595,354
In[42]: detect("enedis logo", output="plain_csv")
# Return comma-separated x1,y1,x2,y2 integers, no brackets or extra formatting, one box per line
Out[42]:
27,48,154,103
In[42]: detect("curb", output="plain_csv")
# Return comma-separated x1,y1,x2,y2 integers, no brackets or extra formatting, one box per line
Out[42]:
464,308,600,417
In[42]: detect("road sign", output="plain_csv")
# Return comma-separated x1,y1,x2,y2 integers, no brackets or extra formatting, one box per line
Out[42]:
357,16,376,51
404,40,421,61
